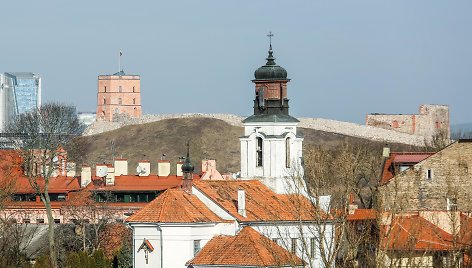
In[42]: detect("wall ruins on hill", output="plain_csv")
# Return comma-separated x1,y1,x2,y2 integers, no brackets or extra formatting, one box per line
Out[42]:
83,113,427,146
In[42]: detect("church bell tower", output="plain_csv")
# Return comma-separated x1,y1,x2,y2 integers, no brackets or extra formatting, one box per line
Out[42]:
240,35,304,195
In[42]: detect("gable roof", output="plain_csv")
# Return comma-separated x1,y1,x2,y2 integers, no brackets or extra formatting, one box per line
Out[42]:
380,214,454,251
194,180,321,222
186,226,304,267
125,189,225,223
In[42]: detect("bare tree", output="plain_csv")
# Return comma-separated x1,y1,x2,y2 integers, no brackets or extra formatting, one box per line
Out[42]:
6,103,84,268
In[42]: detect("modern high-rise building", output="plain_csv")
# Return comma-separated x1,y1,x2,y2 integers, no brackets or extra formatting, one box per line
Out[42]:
0,72,41,132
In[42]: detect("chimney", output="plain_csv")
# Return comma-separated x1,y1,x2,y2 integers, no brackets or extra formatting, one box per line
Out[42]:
382,145,390,158
237,189,246,217
318,195,331,213
106,167,115,185
157,160,171,177
137,161,151,176
114,159,128,176
80,166,92,187
201,159,216,173
348,193,358,215
66,162,76,177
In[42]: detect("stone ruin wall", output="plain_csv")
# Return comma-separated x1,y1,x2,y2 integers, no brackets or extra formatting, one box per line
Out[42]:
84,113,427,147
366,104,450,142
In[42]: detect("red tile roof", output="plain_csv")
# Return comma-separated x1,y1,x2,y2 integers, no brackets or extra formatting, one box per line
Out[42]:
347,209,377,221
186,227,304,267
380,214,454,251
86,174,196,192
125,189,225,223
194,180,322,222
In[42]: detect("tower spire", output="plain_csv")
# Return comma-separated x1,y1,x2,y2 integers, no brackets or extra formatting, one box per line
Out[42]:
267,31,274,50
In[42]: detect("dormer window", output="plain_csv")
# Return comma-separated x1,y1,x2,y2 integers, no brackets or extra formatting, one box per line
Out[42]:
256,137,263,167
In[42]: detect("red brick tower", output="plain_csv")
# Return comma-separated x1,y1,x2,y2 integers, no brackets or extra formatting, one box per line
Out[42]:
96,70,142,121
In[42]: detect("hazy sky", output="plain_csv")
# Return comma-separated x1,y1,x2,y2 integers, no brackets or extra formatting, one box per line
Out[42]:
2,1,471,124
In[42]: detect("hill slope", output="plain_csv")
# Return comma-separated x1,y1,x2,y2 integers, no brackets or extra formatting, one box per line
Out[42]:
74,117,421,174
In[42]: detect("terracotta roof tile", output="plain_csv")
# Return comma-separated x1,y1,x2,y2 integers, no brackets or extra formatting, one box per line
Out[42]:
380,214,454,251
194,180,322,222
187,226,304,267
347,209,377,221
125,189,225,223
86,174,197,192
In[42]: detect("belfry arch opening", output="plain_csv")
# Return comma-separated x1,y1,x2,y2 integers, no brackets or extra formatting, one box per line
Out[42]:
256,137,263,167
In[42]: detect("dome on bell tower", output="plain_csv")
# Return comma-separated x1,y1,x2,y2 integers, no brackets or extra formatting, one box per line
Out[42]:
254,46,288,81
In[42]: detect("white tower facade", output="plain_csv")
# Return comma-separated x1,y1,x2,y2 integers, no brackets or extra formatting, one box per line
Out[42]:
240,45,305,195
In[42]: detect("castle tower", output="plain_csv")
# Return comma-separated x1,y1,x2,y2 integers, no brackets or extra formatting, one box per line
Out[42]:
96,70,142,121
240,40,304,195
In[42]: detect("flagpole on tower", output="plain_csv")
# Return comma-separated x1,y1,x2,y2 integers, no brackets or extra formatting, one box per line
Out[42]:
119,50,123,72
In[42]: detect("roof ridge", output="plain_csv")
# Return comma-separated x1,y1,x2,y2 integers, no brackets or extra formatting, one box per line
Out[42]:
157,190,172,221
244,227,268,266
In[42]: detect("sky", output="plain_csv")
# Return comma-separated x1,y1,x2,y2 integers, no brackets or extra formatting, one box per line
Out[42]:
1,1,471,125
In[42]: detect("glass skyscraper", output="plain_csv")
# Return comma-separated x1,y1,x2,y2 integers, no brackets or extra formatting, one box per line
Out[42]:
0,72,41,132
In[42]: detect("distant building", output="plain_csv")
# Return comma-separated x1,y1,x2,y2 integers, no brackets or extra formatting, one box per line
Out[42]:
366,104,450,142
378,140,472,211
96,70,142,122
77,112,96,126
0,72,41,132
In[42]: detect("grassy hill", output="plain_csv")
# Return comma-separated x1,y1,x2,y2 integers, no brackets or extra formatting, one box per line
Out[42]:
72,117,421,174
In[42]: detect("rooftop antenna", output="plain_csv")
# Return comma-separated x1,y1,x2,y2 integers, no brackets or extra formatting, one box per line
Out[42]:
267,31,274,50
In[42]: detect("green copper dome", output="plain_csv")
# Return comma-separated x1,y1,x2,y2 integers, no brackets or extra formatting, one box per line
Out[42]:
181,142,194,173
254,46,288,81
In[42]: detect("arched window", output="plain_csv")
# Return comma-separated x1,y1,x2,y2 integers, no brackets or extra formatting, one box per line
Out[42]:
118,98,122,105
133,86,135,92
103,98,106,105
133,98,136,105
256,137,263,167
286,138,291,168
104,86,107,92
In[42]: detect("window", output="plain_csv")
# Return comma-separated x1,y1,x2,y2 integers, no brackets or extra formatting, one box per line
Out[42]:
193,240,201,256
256,137,263,167
37,218,45,224
103,98,106,105
133,98,136,105
23,219,30,224
285,138,291,168
310,238,316,258
291,238,297,254
54,219,60,224
119,86,122,92
426,169,433,180
118,98,122,105
133,86,135,92
272,238,279,244
447,197,458,211
104,86,107,92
